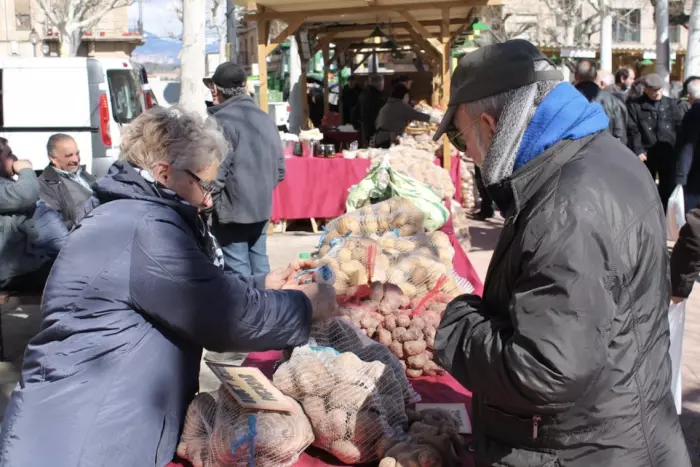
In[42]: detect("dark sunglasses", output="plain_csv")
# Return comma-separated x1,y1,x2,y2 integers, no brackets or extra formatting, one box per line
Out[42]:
446,129,466,153
185,169,214,195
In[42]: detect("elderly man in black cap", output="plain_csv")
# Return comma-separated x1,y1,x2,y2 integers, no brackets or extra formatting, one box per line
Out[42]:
206,62,285,276
627,73,686,210
433,40,689,467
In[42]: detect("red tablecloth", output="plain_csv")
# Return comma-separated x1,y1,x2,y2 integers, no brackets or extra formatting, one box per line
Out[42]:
169,351,474,467
440,212,484,297
272,158,371,222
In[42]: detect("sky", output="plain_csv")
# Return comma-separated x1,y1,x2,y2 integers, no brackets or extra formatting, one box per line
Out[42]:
129,0,182,38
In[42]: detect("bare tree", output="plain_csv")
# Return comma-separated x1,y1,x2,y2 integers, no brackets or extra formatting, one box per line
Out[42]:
179,0,206,116
687,0,700,77
475,5,538,44
37,0,132,56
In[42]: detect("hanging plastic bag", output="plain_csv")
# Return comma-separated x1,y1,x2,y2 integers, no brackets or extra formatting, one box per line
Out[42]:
667,185,686,241
668,301,686,415
346,158,450,231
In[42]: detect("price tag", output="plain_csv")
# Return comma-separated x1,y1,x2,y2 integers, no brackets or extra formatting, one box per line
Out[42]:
414,403,472,434
206,363,294,413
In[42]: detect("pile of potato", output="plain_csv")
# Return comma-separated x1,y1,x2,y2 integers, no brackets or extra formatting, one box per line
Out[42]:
460,160,477,212
451,206,472,254
177,387,314,467
379,408,464,467
272,346,409,464
368,147,456,201
340,281,454,378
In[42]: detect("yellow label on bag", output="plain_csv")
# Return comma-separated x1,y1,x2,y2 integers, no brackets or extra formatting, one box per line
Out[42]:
206,363,294,412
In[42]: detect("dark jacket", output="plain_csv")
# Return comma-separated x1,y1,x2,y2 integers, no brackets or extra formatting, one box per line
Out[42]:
355,86,386,147
575,81,628,145
0,161,312,466
627,95,685,156
436,133,690,467
38,164,97,230
341,84,361,125
0,169,53,285
675,102,700,192
671,207,700,298
209,94,285,224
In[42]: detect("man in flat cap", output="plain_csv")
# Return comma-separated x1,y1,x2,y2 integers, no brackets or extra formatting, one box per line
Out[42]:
434,40,689,467
207,62,285,276
627,73,686,210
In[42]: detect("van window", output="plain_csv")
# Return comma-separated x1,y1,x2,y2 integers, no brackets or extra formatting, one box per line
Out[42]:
107,70,143,124
0,70,4,127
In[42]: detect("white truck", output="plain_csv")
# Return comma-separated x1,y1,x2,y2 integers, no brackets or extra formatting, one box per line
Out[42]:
0,57,145,177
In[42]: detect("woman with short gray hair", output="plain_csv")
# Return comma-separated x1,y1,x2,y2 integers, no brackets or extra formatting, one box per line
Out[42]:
0,106,337,466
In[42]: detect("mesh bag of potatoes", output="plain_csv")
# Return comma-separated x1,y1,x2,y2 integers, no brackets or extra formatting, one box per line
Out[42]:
176,387,314,467
319,198,425,256
272,345,411,464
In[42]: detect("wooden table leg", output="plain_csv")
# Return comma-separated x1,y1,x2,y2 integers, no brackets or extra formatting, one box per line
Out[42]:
281,220,288,233
310,218,319,234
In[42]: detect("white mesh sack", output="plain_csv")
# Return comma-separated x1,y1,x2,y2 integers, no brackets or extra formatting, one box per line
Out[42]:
176,387,314,467
272,345,411,464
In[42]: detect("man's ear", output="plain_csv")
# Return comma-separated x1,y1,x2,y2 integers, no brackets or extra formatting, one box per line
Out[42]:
482,113,497,136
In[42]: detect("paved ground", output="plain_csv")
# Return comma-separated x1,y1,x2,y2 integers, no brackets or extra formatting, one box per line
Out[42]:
1,221,700,462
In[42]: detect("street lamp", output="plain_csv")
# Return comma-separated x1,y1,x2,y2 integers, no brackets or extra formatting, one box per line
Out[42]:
29,28,39,57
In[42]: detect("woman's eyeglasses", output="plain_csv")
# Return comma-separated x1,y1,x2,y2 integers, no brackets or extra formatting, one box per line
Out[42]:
185,169,214,195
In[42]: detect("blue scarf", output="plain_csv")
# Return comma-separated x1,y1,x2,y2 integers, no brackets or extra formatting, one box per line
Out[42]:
513,82,610,171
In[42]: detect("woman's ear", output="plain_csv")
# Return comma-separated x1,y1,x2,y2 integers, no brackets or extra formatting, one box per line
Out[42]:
151,161,171,185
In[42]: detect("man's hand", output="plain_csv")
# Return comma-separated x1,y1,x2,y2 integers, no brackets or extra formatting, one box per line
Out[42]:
671,296,685,304
295,283,338,322
12,159,33,174
639,153,647,162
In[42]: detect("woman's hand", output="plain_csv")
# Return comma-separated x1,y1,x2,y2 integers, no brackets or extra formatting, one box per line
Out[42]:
293,283,338,322
671,296,685,304
265,260,317,289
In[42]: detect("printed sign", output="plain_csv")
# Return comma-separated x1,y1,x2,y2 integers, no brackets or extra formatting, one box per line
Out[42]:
415,403,472,434
206,363,294,412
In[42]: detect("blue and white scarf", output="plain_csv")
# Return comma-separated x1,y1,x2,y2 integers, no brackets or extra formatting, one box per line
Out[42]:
138,169,225,269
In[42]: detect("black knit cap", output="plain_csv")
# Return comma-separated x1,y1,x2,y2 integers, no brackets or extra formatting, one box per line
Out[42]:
433,39,563,141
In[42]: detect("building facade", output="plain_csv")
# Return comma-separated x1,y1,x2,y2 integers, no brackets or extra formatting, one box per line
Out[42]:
0,0,143,58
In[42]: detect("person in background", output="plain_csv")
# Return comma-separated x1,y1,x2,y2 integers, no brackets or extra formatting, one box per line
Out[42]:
356,73,386,148
671,206,700,303
626,77,646,102
0,107,337,466
38,134,96,230
609,67,635,100
574,59,628,144
675,79,700,212
207,62,285,276
341,75,361,125
0,138,68,293
373,85,438,148
628,73,686,211
433,39,689,467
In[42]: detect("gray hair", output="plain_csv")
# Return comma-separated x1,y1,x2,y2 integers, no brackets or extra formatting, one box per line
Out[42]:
688,79,700,100
600,73,615,87
119,106,228,173
464,60,561,185
215,85,248,100
368,73,384,88
47,133,75,156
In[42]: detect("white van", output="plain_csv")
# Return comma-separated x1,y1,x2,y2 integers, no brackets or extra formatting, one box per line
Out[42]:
0,57,145,177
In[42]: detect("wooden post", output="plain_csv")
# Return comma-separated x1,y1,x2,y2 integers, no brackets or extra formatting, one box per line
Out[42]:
300,67,310,129
441,8,452,172
257,20,270,112
336,52,344,122
323,42,330,117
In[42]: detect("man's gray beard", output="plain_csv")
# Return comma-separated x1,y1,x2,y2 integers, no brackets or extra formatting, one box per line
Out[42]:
480,80,562,187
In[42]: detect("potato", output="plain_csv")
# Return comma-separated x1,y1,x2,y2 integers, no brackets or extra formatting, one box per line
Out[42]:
409,316,427,332
348,408,383,445
406,368,424,378
330,439,364,464
397,282,417,298
328,383,371,410
302,395,327,422
376,437,401,459
397,327,422,343
272,364,299,398
407,354,429,370
392,327,407,342
338,248,353,263
319,408,349,442
295,359,334,397
389,341,404,359
332,352,366,380
377,328,393,346
384,315,397,331
403,340,427,357
395,315,411,328
422,360,443,377
370,281,385,302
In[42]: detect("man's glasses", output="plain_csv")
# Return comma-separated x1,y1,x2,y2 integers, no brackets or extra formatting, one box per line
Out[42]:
444,114,482,154
185,169,214,195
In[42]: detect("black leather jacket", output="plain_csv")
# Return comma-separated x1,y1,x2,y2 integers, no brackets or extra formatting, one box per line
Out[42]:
437,132,690,467
576,81,628,145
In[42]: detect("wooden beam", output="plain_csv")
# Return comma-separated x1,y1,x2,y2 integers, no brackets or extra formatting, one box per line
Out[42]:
247,0,495,21
399,10,442,50
336,51,344,122
409,45,437,69
310,18,473,35
441,7,452,171
257,19,270,112
403,25,440,62
449,8,475,47
351,53,370,73
322,42,330,116
263,16,306,56
311,31,339,55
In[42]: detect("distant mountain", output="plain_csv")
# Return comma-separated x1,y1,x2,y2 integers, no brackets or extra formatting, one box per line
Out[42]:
132,31,219,64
